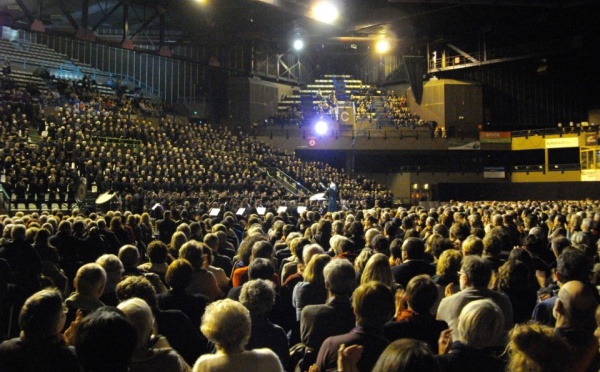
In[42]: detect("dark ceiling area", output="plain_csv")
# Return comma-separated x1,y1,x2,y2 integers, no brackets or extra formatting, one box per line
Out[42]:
0,0,598,53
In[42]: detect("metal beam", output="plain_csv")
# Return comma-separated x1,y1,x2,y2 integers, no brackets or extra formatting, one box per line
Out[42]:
130,9,159,39
446,43,479,65
81,0,89,29
60,0,80,30
91,2,122,32
123,3,129,41
14,0,36,23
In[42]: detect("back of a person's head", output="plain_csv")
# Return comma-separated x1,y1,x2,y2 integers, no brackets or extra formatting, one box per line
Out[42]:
248,257,275,280
508,323,571,372
457,299,504,349
201,299,250,353
406,275,438,314
461,255,492,288
165,258,194,290
75,263,107,296
116,275,157,309
436,249,462,277
360,253,393,288
118,245,140,268
96,254,124,277
19,288,64,339
58,220,72,233
372,339,439,372
75,307,137,372
117,297,154,350
179,240,204,269
146,240,168,264
323,258,356,296
251,240,274,259
353,281,394,328
461,235,484,256
402,237,425,259
240,279,275,318
304,253,331,285
557,248,592,283
203,233,218,249
482,234,503,257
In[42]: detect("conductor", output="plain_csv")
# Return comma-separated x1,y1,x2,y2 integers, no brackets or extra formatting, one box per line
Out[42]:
324,182,339,212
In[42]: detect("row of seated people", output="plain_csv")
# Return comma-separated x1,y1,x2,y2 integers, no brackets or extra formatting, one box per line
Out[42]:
2,199,600,371
0,93,392,213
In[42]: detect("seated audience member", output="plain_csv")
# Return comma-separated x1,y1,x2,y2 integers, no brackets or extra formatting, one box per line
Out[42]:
507,323,571,372
532,248,592,326
233,241,278,288
301,259,357,350
436,299,506,372
0,289,80,372
372,339,440,372
392,237,436,289
120,244,167,294
202,244,230,292
0,224,43,302
360,253,395,289
437,255,513,344
553,280,600,372
138,240,170,283
495,258,537,324
293,253,331,320
118,298,191,372
179,240,222,301
461,235,484,257
95,254,124,306
75,307,137,372
316,281,394,372
384,275,448,353
240,279,290,370
116,275,207,365
482,234,505,272
64,263,107,329
204,233,233,278
157,258,208,329
192,299,284,372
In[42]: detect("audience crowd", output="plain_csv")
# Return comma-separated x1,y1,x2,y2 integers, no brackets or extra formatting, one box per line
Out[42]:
1,87,392,214
1,199,600,371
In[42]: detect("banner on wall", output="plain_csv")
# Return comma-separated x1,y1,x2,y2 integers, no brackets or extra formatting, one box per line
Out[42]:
483,167,506,179
480,132,511,143
545,137,579,148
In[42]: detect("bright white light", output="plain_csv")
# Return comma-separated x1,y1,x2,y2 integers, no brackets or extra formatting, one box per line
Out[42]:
375,39,390,54
312,1,339,24
293,39,304,51
314,120,328,135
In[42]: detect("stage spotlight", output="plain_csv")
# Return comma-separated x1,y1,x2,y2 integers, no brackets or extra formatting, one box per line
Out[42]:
314,120,328,135
312,1,339,24
293,38,304,51
375,39,390,54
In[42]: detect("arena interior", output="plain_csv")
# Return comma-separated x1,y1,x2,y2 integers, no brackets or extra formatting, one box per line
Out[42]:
0,1,600,371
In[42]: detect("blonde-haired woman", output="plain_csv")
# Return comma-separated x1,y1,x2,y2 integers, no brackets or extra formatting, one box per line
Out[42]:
293,254,331,320
193,299,283,372
360,253,394,288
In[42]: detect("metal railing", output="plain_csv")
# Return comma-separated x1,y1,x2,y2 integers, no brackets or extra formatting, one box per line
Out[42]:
261,167,312,197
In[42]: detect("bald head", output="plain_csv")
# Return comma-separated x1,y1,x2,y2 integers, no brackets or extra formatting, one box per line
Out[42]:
555,280,598,330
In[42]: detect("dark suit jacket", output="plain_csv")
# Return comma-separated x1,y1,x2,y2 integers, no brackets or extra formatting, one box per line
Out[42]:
301,296,355,350
316,325,389,372
157,218,177,244
391,259,436,288
384,314,448,353
157,288,208,329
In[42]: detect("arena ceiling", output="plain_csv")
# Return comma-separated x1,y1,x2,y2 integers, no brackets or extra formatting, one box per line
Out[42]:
0,0,598,54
